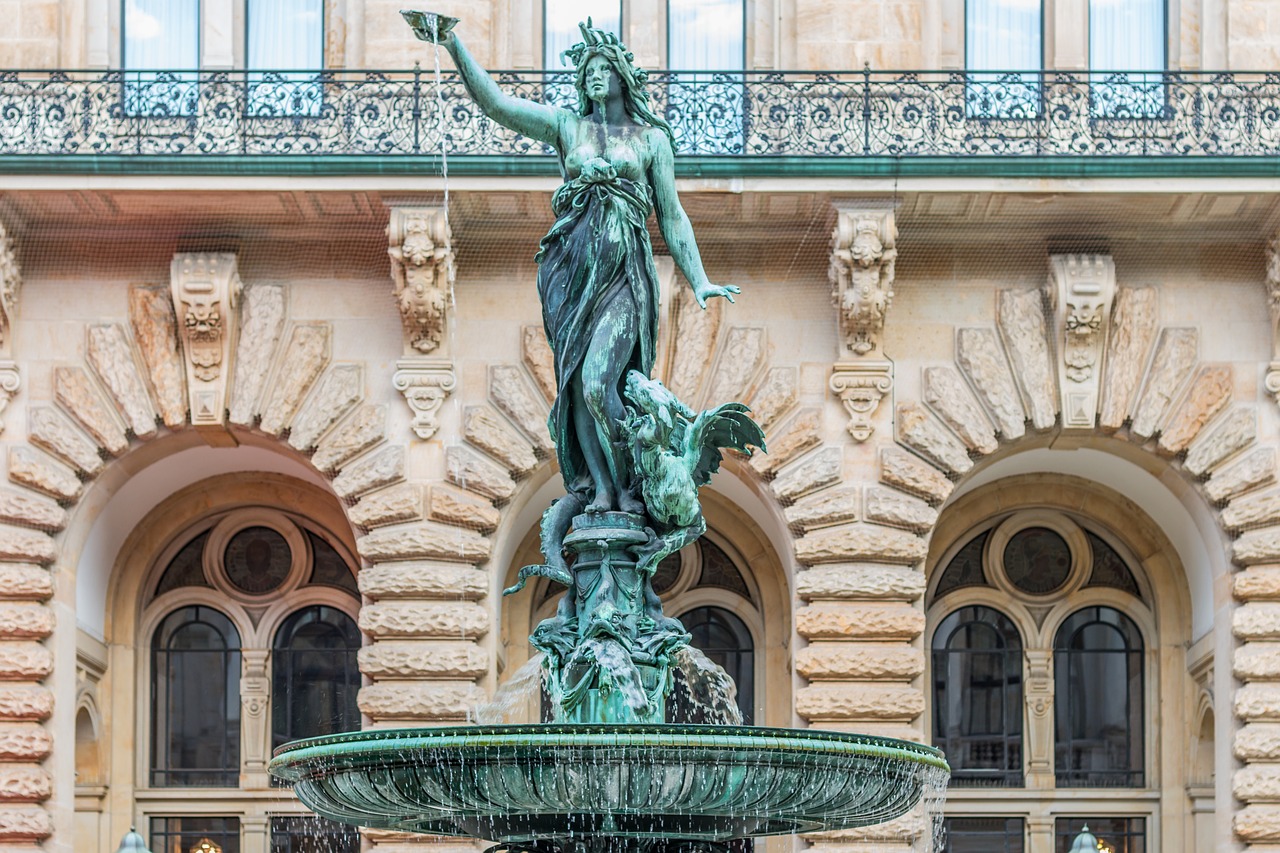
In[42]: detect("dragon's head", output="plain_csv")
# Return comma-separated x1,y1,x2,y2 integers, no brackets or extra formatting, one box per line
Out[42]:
624,371,692,429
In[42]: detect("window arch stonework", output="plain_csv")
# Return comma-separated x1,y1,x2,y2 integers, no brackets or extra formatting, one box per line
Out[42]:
925,474,1193,853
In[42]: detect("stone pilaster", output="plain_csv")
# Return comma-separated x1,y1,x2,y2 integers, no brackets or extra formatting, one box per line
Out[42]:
1265,234,1280,404
388,207,456,440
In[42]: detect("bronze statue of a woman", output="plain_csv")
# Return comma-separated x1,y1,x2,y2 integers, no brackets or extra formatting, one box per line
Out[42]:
406,12,762,724
421,15,739,514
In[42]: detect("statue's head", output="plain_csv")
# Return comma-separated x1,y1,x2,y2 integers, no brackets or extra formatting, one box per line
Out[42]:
562,19,674,144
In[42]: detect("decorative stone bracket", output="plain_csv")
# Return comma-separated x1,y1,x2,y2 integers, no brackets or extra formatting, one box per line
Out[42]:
388,206,454,357
829,201,897,358
1046,254,1115,430
393,358,456,440
1265,234,1280,401
830,360,893,442
170,252,242,430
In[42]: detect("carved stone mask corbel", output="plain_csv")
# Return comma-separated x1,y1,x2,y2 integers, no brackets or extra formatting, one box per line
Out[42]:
171,252,243,429
388,206,456,440
829,202,897,442
1046,254,1115,429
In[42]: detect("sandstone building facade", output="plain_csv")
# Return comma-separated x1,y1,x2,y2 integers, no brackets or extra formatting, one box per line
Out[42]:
1,1,1280,852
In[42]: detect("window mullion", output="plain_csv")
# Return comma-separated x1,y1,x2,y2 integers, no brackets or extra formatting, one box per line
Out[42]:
1023,646,1055,789
240,648,272,788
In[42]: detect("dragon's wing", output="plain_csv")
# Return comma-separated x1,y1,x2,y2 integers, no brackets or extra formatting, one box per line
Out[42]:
684,402,767,488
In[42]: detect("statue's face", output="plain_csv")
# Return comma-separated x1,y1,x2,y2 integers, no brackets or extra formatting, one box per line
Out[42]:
584,55,621,104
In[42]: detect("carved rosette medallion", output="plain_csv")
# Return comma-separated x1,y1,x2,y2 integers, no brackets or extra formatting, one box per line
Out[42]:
829,203,897,358
830,361,894,442
393,359,457,440
388,207,455,357
170,252,242,428
1047,254,1115,430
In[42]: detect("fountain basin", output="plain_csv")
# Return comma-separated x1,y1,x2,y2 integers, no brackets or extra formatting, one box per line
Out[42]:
269,724,948,844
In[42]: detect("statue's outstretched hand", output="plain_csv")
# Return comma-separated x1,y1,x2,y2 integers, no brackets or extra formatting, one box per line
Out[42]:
694,283,740,309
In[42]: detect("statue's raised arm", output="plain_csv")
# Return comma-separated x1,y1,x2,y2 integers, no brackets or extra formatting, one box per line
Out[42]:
404,10,561,147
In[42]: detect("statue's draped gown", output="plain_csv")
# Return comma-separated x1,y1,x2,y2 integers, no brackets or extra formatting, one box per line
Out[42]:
536,168,660,500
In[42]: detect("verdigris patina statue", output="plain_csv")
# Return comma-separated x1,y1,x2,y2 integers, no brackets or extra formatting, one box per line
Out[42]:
405,11,765,724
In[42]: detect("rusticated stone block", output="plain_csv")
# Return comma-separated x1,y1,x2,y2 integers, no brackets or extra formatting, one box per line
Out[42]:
1227,490,1280,534
797,604,925,640
357,522,490,564
0,767,50,802
522,326,557,404
0,529,55,567
0,806,51,841
1237,723,1280,761
1237,569,1280,602
772,447,842,503
28,406,103,478
796,565,925,602
0,725,50,761
748,367,798,432
489,364,553,455
1237,643,1280,681
0,490,64,533
784,487,859,531
0,688,52,721
358,681,486,721
795,644,923,680
1208,448,1276,504
350,484,422,529
427,486,501,532
0,568,50,602
879,447,952,504
358,563,488,600
1131,327,1198,440
864,487,937,533
0,645,50,681
313,405,387,473
1237,765,1280,802
749,409,820,478
1239,529,1280,566
1238,683,1280,721
7,449,79,503
894,402,972,475
358,602,489,640
445,445,516,502
288,364,363,452
922,365,997,454
795,683,924,722
54,366,127,456
334,446,405,500
0,608,51,641
359,641,488,679
86,323,157,439
795,524,927,566
1158,364,1232,454
1237,805,1280,842
463,406,538,476
1237,604,1280,640
996,288,1056,430
1186,406,1256,477
260,324,331,436
956,326,1025,439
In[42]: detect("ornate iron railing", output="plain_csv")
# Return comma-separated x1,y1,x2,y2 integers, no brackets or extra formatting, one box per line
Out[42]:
2,68,1279,158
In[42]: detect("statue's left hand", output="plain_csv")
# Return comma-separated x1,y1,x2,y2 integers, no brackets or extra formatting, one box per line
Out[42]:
694,283,740,309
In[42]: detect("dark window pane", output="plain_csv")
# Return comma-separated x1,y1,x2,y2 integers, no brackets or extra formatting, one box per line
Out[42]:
1003,526,1071,595
1055,817,1146,853
944,817,1025,852
224,526,291,595
1054,607,1144,787
696,538,751,599
671,606,754,724
150,817,240,853
650,551,682,595
154,531,211,600
270,816,358,853
1084,532,1141,598
308,532,358,596
150,606,241,786
272,606,361,750
932,531,989,603
932,606,1023,787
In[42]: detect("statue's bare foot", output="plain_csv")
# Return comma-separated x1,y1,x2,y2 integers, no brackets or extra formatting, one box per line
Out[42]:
586,488,613,514
619,492,646,515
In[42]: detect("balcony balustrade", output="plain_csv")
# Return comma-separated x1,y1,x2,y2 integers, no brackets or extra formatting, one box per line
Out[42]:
1,68,1278,161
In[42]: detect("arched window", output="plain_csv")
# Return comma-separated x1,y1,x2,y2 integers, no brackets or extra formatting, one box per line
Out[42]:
151,606,241,787
272,605,361,749
1054,606,1144,787
932,606,1024,787
676,605,755,724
